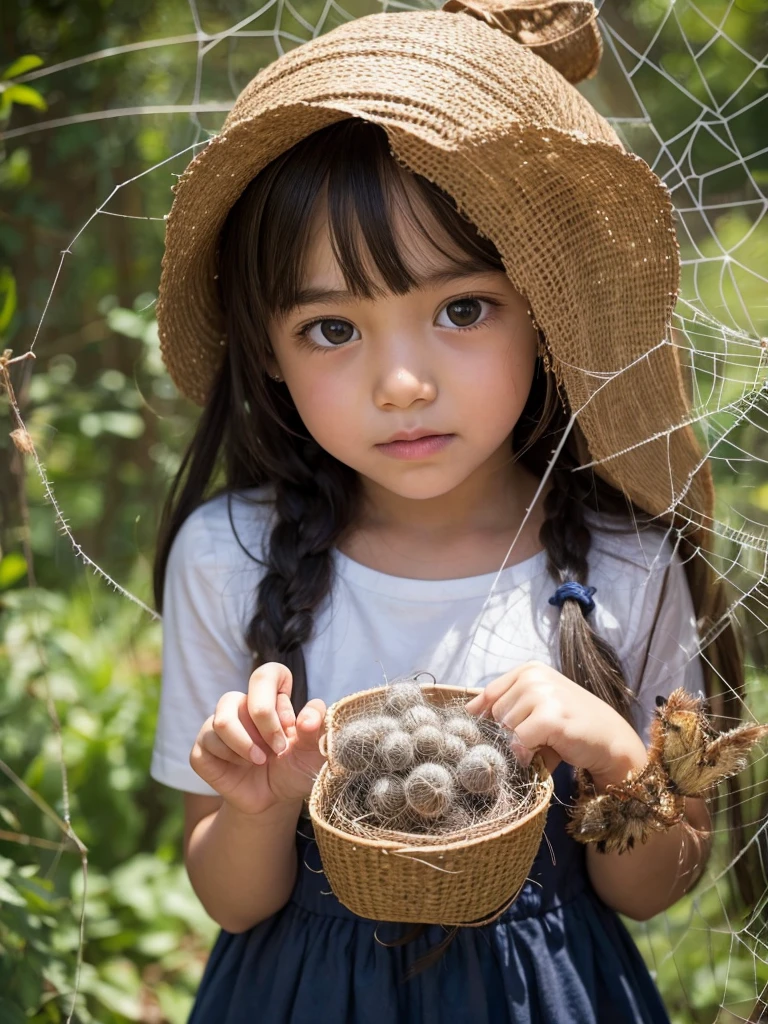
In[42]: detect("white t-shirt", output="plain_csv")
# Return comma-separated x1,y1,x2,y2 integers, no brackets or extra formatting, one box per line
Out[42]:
150,490,703,796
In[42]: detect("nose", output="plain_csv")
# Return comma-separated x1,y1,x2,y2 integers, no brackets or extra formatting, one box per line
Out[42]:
372,346,437,411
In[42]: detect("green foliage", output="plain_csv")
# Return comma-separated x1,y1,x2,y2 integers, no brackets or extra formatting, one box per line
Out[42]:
1,56,47,120
0,587,217,1023
16,291,181,574
0,267,17,334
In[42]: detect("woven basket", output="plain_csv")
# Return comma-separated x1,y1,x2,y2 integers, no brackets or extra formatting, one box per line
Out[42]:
308,683,553,925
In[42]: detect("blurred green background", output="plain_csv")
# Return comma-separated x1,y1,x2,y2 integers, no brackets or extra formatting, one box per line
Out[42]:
1,0,767,1021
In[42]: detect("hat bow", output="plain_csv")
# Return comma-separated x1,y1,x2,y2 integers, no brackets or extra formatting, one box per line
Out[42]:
441,0,602,83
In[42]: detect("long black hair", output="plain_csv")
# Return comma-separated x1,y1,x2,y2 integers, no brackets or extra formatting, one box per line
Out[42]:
154,117,751,902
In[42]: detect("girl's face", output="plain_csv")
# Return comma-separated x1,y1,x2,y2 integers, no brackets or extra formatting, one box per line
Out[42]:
267,191,538,504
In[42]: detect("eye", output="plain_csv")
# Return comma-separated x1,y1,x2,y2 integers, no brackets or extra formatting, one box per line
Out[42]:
295,295,499,349
436,297,495,330
299,318,360,348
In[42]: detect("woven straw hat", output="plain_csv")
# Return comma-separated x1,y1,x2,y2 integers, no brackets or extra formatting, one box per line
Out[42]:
156,0,711,524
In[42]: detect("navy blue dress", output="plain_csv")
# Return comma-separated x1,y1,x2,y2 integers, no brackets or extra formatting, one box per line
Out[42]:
188,765,670,1023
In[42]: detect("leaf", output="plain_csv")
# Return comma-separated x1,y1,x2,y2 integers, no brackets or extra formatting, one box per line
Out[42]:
81,971,142,1020
155,983,195,1024
2,55,44,79
99,411,145,439
107,307,147,340
3,84,47,112
14,878,59,914
109,855,165,920
0,553,27,589
0,878,28,907
753,482,768,511
136,930,179,957
0,997,27,1024
0,147,31,190
0,855,17,878
0,806,22,830
0,267,17,333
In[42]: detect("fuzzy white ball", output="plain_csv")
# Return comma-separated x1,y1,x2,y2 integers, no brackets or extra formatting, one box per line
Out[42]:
441,732,468,765
401,704,441,733
366,776,407,821
333,720,380,774
411,724,445,760
367,714,400,734
404,763,455,819
456,744,508,795
379,729,415,772
445,714,483,746
382,681,426,716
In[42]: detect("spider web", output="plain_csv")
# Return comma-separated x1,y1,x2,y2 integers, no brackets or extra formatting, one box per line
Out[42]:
2,0,767,1021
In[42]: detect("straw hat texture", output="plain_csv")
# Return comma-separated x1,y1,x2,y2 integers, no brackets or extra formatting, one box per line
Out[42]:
156,0,712,525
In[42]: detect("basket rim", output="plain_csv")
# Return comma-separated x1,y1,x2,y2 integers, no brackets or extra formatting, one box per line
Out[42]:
321,679,483,761
308,759,553,857
327,681,483,719
324,682,485,757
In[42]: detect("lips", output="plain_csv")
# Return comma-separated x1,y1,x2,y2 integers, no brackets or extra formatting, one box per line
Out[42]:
374,432,455,460
379,428,447,444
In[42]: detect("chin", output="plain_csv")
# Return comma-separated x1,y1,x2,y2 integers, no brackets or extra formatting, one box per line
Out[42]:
385,484,457,501
365,468,473,501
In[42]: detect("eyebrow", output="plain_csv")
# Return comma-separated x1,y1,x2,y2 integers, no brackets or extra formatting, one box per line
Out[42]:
286,268,495,313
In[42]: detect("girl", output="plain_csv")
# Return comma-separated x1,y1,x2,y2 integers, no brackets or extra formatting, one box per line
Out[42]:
150,2,743,1020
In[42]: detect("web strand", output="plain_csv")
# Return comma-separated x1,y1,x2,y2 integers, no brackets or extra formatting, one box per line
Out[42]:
3,0,767,1019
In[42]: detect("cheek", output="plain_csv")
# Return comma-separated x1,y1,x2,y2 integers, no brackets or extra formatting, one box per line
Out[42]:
284,367,355,448
460,337,537,431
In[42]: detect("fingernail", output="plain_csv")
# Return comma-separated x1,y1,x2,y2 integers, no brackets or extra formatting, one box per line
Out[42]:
273,735,287,755
505,728,533,767
251,746,266,765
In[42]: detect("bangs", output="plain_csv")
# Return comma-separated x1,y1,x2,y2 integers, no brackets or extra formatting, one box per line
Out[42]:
240,118,504,319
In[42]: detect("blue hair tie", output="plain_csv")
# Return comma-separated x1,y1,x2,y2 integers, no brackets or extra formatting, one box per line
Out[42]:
548,582,597,616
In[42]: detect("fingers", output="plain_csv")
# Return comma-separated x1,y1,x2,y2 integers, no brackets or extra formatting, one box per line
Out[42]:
465,663,556,724
197,723,253,765
482,711,560,776
464,667,522,715
277,691,296,734
293,698,327,752
504,727,535,768
534,746,561,775
210,693,269,765
205,663,322,773
463,665,561,774
247,662,295,756
464,690,489,715
510,707,561,771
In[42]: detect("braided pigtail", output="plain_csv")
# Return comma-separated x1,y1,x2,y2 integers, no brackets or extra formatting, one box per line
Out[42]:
246,441,358,712
539,456,633,720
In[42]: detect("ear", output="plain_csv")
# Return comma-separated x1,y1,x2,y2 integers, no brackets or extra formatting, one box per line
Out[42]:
655,695,668,708
266,351,283,381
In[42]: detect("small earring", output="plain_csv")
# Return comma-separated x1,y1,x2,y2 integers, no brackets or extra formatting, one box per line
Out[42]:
527,307,552,375
268,372,282,382
538,338,552,376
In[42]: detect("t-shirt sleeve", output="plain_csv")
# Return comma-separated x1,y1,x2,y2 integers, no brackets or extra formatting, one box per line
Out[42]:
621,545,704,744
150,507,256,796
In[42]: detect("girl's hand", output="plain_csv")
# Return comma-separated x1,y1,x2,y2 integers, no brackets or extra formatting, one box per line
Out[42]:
190,662,327,816
464,661,647,789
